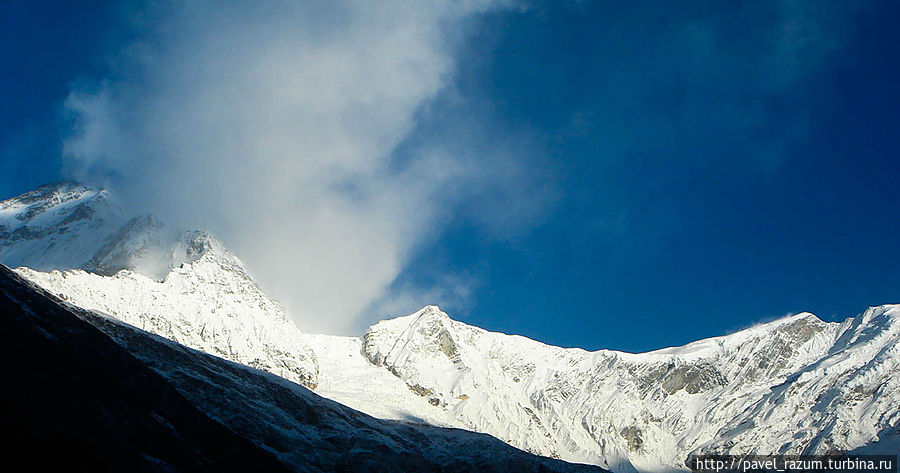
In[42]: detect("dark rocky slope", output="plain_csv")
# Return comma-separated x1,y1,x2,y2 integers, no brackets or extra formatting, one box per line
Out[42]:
0,265,292,473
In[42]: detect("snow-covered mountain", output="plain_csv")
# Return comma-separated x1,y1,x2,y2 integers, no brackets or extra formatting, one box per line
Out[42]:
0,264,600,473
2,183,319,388
17,236,319,389
342,305,900,472
2,183,898,472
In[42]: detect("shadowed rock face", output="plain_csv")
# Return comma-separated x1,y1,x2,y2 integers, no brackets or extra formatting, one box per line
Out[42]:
0,265,292,473
82,214,164,276
659,363,728,395
0,265,604,473
619,427,643,452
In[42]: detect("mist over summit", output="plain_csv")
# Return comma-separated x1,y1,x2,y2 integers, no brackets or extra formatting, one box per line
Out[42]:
59,0,541,336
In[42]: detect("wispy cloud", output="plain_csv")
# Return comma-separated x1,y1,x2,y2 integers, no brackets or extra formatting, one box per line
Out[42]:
62,0,523,334
60,1,855,336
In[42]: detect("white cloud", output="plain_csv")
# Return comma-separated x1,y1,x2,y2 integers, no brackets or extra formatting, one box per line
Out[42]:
63,0,518,334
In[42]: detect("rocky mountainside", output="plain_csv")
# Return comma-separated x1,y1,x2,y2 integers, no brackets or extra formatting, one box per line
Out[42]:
345,305,900,472
0,265,599,472
2,183,897,472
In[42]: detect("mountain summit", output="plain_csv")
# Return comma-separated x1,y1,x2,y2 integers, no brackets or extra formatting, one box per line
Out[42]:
0,182,206,280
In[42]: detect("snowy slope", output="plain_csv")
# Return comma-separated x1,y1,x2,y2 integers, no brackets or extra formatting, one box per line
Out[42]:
17,235,318,389
91,309,603,472
302,333,450,423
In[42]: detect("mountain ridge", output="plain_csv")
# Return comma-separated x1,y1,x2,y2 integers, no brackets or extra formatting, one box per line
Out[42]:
351,304,899,471
0,263,601,472
1,183,897,472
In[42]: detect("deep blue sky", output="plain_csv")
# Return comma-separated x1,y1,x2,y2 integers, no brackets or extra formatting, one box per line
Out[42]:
3,1,899,352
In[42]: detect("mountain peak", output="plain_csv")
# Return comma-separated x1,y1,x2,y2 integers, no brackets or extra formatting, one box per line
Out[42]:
0,182,130,272
1,181,105,222
7,180,95,201
0,183,234,282
416,304,448,319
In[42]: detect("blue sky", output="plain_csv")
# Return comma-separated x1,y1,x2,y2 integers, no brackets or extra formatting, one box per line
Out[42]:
2,1,899,352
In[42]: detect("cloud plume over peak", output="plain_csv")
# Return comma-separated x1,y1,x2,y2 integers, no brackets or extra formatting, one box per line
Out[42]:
63,0,518,334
